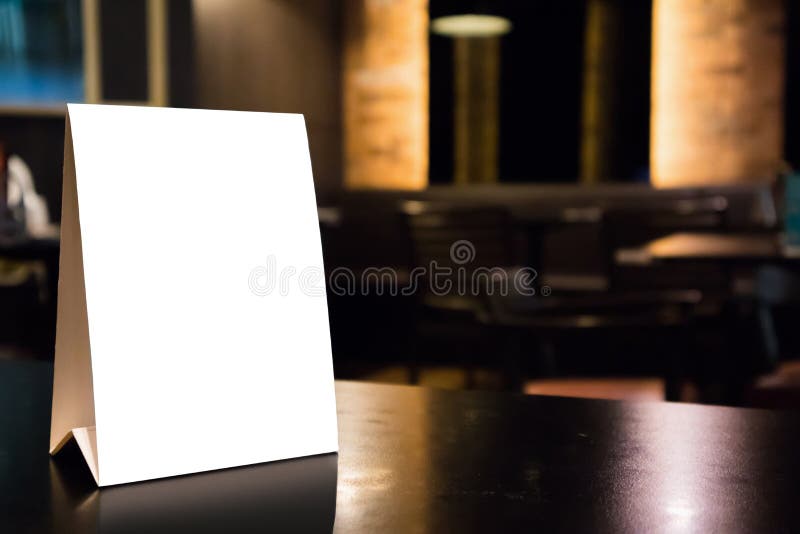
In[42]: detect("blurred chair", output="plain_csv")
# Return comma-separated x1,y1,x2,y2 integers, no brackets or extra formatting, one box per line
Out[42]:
535,195,732,295
400,201,515,386
754,265,800,366
481,283,701,397
323,200,413,364
607,195,730,245
747,266,800,409
538,220,608,292
603,195,731,292
401,201,702,397
0,258,48,357
494,197,715,396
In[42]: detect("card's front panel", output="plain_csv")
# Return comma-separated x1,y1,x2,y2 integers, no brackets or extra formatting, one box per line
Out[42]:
68,104,337,486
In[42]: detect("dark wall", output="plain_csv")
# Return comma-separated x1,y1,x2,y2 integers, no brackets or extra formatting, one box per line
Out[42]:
499,2,587,183
100,0,194,105
100,0,149,102
192,0,342,203
610,0,652,183
168,0,195,108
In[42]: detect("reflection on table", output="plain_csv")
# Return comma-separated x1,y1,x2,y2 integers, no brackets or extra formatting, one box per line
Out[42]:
49,441,337,534
615,232,788,265
5,361,800,533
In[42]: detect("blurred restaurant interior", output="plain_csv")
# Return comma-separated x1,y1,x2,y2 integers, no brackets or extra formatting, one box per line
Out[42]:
4,0,800,410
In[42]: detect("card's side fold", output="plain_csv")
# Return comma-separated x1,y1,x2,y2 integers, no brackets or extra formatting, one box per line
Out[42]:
50,427,100,485
50,112,98,483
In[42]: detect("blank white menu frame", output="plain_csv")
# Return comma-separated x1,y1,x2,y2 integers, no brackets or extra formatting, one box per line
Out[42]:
50,104,338,486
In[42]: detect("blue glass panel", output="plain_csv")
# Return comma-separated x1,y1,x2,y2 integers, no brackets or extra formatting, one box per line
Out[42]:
0,0,83,105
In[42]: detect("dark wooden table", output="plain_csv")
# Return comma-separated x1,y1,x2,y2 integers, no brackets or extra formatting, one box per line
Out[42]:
3,360,800,533
615,232,790,265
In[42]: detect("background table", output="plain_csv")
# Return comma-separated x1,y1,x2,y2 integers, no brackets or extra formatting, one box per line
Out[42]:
615,232,787,265
3,359,800,533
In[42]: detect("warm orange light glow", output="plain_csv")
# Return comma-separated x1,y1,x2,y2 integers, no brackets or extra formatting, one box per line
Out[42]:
343,0,429,190
651,0,784,188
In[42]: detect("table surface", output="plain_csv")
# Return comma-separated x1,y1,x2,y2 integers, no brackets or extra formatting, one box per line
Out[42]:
615,232,791,265
3,360,800,533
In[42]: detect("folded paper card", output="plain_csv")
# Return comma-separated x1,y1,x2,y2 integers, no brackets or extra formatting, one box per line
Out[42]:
50,104,338,486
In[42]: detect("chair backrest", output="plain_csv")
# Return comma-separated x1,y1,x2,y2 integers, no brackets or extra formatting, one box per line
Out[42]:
757,266,800,307
603,195,729,248
538,221,608,291
399,201,514,281
756,266,800,364
603,196,730,291
331,200,410,270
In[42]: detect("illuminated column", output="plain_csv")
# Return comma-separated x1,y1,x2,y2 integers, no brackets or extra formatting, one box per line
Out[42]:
651,0,785,187
343,0,429,190
453,36,501,184
433,15,511,184
580,0,621,184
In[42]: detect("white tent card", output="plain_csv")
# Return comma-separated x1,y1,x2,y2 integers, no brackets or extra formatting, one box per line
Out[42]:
50,104,338,486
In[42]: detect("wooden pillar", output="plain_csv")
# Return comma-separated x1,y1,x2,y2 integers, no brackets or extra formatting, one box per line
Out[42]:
651,0,785,187
580,0,622,184
343,0,429,190
453,36,501,184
